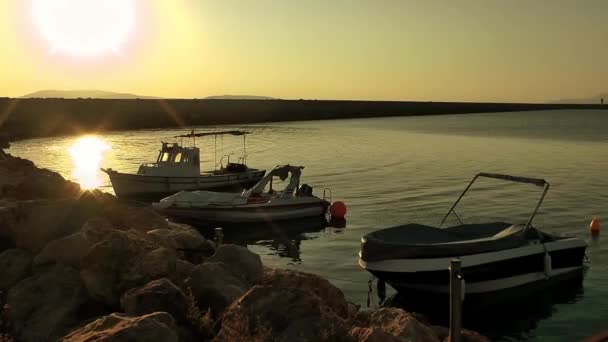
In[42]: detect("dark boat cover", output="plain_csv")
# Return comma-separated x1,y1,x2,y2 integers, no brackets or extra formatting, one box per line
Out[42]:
361,222,556,261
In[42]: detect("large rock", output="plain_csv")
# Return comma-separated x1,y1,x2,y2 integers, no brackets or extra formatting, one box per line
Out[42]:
369,308,439,342
62,312,179,342
80,230,151,306
0,151,80,200
443,329,491,342
104,203,169,233
349,327,407,342
34,231,89,267
264,267,349,318
81,217,117,243
138,247,179,280
80,231,179,307
6,264,91,342
185,262,250,316
214,285,351,342
7,200,85,253
147,223,208,250
0,249,31,291
0,205,17,241
121,278,190,323
207,244,263,285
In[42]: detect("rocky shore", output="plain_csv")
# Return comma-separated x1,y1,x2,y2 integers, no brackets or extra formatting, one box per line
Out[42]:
0,147,489,342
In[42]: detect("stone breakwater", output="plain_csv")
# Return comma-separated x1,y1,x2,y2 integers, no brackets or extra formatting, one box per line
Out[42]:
0,148,488,342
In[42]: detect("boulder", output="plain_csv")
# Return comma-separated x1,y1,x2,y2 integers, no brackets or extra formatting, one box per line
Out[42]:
185,262,250,316
62,312,179,342
443,329,491,342
34,231,89,267
104,204,168,233
0,249,31,291
80,231,179,307
369,308,439,342
0,205,17,241
214,285,351,342
264,267,349,318
147,223,207,250
137,247,178,280
0,151,80,200
6,264,91,342
432,326,449,341
81,217,118,242
7,200,85,253
349,327,407,342
80,230,151,306
176,259,195,279
207,244,263,285
353,309,372,327
121,278,190,323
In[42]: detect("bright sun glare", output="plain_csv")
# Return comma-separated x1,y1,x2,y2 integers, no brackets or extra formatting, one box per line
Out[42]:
32,0,136,57
68,136,111,190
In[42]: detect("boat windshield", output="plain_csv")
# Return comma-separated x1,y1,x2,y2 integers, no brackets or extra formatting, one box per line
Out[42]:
243,165,303,198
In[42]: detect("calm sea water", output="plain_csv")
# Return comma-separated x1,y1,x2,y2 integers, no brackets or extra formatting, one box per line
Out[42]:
9,110,608,341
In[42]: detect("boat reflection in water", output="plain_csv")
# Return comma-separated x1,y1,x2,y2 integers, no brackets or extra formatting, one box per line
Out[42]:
188,216,345,263
384,271,584,341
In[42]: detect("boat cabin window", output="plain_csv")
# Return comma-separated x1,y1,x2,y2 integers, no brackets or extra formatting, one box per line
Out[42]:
156,149,199,165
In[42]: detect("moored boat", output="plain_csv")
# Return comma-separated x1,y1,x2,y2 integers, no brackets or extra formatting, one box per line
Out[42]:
359,173,587,304
102,130,265,200
152,164,331,224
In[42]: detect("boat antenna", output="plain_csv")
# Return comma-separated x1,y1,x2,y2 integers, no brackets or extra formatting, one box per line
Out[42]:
243,134,247,164
214,134,217,170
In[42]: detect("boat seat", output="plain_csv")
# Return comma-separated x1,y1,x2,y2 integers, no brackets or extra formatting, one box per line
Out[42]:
361,222,550,261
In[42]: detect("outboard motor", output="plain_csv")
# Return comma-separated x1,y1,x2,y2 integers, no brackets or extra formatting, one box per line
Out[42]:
299,184,313,196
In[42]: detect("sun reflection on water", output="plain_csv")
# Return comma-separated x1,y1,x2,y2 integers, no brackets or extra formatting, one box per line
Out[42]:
68,136,111,190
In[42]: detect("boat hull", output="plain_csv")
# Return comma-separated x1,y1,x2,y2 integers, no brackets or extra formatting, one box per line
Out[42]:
160,201,329,224
104,169,266,200
360,238,587,304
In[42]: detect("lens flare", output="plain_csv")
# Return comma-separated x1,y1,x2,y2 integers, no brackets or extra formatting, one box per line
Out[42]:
68,136,110,189
32,0,136,57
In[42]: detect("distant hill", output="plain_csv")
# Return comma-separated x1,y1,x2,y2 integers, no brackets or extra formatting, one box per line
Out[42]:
204,95,277,100
551,93,608,104
22,90,160,99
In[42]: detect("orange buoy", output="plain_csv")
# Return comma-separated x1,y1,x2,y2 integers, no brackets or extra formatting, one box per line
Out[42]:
330,201,347,219
590,217,601,235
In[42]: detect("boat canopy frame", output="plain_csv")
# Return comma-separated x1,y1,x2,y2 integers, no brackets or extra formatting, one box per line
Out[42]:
173,130,251,170
439,172,550,232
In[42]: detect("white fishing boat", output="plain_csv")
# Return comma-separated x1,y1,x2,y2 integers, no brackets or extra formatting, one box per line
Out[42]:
152,165,331,224
102,130,265,200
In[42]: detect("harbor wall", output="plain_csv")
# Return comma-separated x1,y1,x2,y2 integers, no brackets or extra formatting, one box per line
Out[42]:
0,97,604,140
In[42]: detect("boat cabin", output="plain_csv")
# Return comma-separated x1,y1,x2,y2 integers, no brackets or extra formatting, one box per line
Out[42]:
137,142,201,177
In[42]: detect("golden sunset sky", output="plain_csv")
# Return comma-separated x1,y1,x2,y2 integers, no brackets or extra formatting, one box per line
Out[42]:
1,0,607,102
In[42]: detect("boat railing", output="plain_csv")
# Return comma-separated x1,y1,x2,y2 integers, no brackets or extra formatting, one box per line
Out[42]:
323,188,332,202
439,172,550,232
216,154,233,169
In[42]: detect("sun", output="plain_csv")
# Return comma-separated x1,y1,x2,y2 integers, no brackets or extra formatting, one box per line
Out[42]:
68,136,111,190
32,0,136,57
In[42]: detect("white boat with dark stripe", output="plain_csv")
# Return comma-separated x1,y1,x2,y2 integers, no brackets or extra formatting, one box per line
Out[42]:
102,131,265,200
153,165,330,224
359,173,587,303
